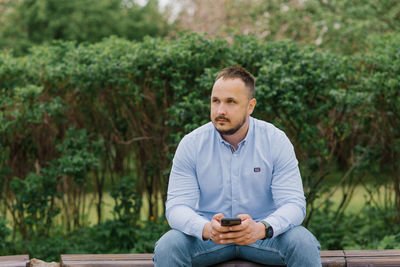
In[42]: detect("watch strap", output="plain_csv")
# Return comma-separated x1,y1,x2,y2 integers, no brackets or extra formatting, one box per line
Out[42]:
260,220,274,239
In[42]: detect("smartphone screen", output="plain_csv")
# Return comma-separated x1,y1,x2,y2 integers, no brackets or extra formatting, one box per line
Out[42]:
221,218,241,226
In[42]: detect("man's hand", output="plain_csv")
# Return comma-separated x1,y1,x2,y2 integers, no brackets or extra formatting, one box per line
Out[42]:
203,214,266,245
202,213,229,242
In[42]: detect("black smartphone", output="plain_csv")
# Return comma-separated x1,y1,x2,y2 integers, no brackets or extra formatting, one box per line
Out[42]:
221,218,241,226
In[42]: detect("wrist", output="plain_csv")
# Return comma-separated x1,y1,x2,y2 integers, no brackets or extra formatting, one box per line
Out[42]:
260,221,274,239
202,222,212,240
256,222,266,240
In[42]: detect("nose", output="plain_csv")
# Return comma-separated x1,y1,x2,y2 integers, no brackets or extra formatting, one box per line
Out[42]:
217,103,226,115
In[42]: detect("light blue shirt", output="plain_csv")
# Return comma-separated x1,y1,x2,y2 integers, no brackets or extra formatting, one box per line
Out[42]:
166,117,306,240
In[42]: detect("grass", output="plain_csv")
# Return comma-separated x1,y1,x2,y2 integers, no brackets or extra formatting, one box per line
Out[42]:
82,184,391,224
315,184,394,214
2,184,393,229
83,191,164,224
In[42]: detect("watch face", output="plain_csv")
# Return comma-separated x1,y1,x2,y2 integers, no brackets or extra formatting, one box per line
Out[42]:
267,226,274,238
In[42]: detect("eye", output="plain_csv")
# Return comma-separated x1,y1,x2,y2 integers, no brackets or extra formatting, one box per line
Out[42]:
212,98,220,103
227,99,235,103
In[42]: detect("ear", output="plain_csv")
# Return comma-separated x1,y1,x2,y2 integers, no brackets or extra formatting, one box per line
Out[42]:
248,98,257,115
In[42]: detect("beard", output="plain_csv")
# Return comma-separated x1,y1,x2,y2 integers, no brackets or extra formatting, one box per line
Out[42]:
214,114,247,136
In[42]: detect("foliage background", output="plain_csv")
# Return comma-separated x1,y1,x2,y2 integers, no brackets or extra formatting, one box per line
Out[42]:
0,0,400,261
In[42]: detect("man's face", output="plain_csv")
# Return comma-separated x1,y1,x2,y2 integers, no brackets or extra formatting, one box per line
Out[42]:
210,78,256,136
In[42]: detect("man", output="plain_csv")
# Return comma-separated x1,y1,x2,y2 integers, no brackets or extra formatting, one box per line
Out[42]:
153,66,321,266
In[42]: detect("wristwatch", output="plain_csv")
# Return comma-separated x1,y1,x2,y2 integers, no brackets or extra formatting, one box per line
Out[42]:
260,221,274,239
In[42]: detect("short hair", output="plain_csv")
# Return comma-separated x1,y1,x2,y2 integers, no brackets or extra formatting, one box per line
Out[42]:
215,66,255,98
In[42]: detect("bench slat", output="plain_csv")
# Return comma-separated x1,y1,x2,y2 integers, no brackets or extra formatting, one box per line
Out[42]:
345,249,400,257
321,258,346,267
62,254,153,261
63,261,154,267
321,250,345,257
347,258,400,267
344,249,400,267
320,250,346,267
0,255,29,267
62,254,154,267
213,260,281,267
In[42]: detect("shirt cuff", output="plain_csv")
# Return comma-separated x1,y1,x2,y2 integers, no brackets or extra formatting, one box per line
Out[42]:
189,217,210,240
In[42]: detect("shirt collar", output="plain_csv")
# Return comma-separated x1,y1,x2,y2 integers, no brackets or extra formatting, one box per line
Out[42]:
214,116,254,148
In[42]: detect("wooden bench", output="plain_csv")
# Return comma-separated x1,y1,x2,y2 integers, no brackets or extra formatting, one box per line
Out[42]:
345,250,400,267
0,255,29,267
2,249,399,266
60,250,400,266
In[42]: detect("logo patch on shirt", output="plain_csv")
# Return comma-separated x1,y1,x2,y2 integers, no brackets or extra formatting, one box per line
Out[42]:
254,167,261,172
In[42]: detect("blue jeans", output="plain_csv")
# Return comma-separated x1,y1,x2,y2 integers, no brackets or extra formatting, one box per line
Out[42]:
153,226,321,267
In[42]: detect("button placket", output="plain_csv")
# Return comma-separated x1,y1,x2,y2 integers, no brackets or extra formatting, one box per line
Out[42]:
231,150,240,216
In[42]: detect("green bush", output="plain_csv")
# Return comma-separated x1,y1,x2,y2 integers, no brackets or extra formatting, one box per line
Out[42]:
309,203,400,250
132,218,170,253
0,0,170,55
1,32,400,257
0,216,10,254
